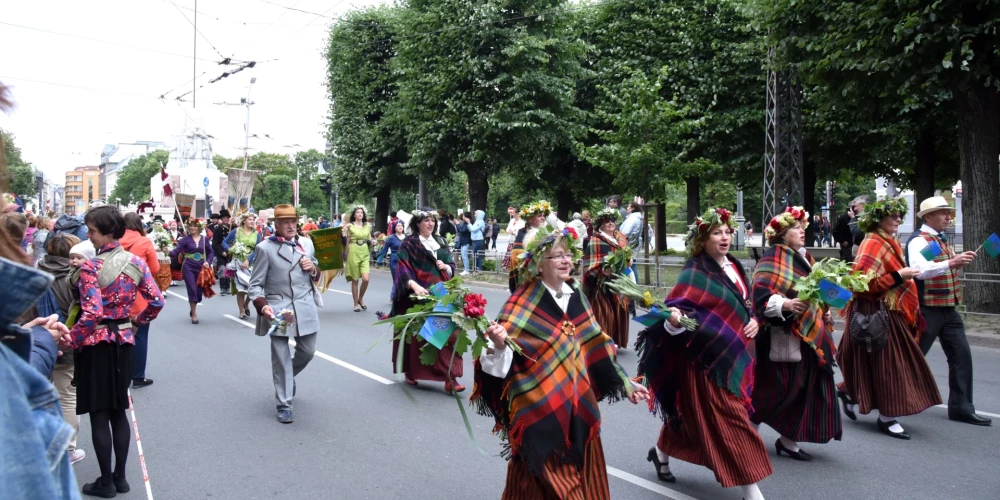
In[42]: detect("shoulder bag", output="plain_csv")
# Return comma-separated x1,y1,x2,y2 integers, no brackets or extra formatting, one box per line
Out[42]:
849,298,889,353
769,326,802,362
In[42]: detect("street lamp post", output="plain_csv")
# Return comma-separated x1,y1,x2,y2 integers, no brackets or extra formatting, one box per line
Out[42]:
241,77,257,171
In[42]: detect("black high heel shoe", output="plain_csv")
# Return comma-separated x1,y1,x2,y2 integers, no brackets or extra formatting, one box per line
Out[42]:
838,390,857,421
877,419,911,440
775,438,812,461
646,447,676,483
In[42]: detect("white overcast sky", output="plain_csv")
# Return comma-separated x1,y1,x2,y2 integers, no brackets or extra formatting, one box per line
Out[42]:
0,0,385,183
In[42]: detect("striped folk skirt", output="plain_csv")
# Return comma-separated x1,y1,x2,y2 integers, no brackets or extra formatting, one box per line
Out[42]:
751,333,842,443
501,437,610,500
836,307,942,417
587,287,630,349
392,331,464,382
658,366,773,488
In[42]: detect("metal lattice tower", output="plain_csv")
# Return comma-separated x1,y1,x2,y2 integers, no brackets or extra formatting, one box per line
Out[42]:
762,48,805,230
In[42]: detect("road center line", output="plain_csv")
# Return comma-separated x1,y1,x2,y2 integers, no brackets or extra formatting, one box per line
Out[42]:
165,290,200,304
324,288,352,295
223,314,395,386
605,466,703,500
934,404,1000,419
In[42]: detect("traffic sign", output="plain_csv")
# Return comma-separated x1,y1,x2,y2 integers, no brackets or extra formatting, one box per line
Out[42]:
203,177,210,188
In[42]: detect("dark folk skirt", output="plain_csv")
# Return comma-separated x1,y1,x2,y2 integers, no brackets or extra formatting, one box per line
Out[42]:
587,287,630,350
658,364,773,488
501,437,610,500
392,331,464,382
836,306,942,417
751,332,842,444
75,340,134,415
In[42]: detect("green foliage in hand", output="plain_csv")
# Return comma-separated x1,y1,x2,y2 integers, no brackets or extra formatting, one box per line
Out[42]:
793,258,874,305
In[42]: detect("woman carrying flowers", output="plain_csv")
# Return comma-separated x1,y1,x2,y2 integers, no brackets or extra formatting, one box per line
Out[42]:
148,217,174,292
636,208,772,500
390,210,464,393
836,198,941,440
169,218,213,324
508,200,563,293
223,213,263,319
581,208,632,350
473,224,649,500
751,207,841,462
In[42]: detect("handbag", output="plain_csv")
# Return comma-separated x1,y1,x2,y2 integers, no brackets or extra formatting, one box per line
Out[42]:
849,299,890,353
769,326,802,362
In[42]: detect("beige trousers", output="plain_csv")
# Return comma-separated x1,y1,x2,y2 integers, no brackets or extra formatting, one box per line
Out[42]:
51,362,79,451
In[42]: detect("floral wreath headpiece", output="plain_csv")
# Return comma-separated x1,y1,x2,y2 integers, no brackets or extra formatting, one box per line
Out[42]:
351,205,368,216
858,198,908,233
519,200,552,219
685,208,737,252
765,206,809,244
593,207,620,225
411,209,438,221
517,224,582,282
186,218,206,229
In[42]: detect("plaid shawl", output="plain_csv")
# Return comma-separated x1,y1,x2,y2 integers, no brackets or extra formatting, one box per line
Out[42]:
471,278,631,476
581,230,626,275
853,229,921,329
637,253,755,426
508,226,529,293
392,234,455,316
751,244,835,369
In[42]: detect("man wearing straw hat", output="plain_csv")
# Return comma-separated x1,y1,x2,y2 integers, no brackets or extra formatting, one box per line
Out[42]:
248,204,322,424
905,196,990,427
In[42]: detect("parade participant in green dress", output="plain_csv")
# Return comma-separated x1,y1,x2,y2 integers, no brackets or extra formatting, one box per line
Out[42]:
222,214,263,319
344,206,373,312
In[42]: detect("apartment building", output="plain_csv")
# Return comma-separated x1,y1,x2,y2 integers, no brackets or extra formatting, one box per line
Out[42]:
64,166,100,215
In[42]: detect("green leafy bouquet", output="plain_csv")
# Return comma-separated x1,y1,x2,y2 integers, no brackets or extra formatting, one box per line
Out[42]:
604,246,633,274
604,274,698,331
793,258,875,306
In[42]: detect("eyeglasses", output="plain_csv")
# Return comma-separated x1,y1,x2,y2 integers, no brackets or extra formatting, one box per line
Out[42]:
890,214,903,220
545,254,573,261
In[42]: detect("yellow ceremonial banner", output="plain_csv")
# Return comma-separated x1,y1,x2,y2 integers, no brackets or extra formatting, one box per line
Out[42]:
309,227,343,271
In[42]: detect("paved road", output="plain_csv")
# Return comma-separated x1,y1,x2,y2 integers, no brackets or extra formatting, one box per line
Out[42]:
73,271,999,500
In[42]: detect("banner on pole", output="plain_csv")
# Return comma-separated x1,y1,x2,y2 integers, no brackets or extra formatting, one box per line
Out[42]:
174,193,196,220
309,227,343,271
226,169,260,214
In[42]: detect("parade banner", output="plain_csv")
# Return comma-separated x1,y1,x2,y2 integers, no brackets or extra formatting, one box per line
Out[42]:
174,193,195,220
226,169,260,213
310,227,344,271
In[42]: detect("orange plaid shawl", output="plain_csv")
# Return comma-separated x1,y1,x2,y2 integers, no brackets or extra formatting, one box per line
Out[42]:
472,278,631,475
853,229,920,329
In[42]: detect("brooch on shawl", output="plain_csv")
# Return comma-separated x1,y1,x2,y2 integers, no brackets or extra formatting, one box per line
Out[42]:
560,320,575,336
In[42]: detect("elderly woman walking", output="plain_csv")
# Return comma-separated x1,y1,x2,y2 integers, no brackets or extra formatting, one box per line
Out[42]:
837,198,942,439
508,201,563,293
169,218,213,324
473,224,649,499
751,207,841,461
581,208,631,350
637,208,771,500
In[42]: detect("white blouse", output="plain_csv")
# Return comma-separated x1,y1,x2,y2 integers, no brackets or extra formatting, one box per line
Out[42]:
480,281,574,378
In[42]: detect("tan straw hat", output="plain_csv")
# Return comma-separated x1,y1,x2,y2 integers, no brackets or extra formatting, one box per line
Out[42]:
272,204,298,220
916,196,955,218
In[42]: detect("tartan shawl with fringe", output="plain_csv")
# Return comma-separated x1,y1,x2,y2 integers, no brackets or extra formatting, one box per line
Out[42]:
581,230,629,297
391,234,455,316
471,278,631,476
751,244,835,369
636,253,755,427
853,229,921,330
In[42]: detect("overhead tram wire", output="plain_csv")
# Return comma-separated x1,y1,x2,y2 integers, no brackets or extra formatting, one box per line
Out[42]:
0,21,218,62
165,0,229,60
0,75,163,101
255,0,336,19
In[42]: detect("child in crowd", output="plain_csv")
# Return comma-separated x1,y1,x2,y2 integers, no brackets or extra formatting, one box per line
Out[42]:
68,241,96,268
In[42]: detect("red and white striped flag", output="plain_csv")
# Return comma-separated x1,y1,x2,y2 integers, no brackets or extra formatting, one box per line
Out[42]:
292,179,299,207
161,166,173,197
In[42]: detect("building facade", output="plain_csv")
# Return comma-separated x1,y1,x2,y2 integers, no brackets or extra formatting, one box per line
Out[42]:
64,166,100,215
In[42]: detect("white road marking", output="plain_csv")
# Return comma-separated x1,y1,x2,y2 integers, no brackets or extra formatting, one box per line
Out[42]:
223,314,395,386
605,467,703,500
165,290,201,305
934,404,1000,419
324,288,352,295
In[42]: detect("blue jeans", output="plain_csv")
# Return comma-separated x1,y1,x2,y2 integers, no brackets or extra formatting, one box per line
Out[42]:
460,244,471,273
471,240,484,271
133,322,151,380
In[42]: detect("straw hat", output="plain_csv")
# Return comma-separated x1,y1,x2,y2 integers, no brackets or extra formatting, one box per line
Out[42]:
272,204,298,220
916,196,955,218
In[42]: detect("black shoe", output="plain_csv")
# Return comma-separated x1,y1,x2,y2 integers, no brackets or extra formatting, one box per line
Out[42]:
949,412,992,426
277,409,294,423
775,439,813,461
877,419,911,440
113,477,130,493
646,447,676,483
82,478,116,498
132,378,154,388
838,390,857,421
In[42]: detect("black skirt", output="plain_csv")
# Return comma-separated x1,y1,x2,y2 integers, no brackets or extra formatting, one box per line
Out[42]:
74,341,134,415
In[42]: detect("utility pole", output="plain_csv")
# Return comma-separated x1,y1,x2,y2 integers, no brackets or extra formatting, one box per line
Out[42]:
193,0,197,108
241,77,256,170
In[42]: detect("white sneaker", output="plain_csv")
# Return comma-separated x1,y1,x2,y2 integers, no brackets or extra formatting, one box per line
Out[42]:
460,271,469,276
69,449,86,464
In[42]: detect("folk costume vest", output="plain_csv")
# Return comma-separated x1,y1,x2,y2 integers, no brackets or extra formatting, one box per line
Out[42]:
906,231,962,308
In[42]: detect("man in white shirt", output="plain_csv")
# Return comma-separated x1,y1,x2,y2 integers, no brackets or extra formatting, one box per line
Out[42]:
904,196,989,426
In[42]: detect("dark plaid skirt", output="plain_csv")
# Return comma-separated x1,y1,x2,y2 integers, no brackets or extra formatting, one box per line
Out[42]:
75,340,133,415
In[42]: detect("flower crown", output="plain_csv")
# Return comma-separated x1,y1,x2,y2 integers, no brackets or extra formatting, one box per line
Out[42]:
686,208,737,252
412,210,438,220
519,200,552,219
186,218,206,229
517,225,582,282
858,198,908,232
594,207,620,225
765,206,809,244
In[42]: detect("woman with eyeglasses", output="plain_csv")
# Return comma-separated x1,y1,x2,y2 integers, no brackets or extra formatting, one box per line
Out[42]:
836,198,941,440
581,208,632,350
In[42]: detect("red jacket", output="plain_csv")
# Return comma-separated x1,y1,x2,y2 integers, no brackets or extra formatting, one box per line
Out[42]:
120,229,160,318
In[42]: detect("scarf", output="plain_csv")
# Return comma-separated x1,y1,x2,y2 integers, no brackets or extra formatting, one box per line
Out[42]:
751,244,835,369
637,253,755,427
853,229,921,329
268,235,303,252
471,278,630,476
392,234,454,316
580,230,626,275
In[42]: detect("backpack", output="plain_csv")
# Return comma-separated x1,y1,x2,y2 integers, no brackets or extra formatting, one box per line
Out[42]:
35,288,66,323
45,215,88,248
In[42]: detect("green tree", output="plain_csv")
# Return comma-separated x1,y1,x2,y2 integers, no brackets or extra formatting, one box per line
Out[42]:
2,131,34,197
109,150,170,206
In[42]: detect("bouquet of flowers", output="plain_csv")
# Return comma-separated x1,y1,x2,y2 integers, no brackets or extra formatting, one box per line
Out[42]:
794,258,875,308
264,309,296,336
605,274,698,331
229,241,252,262
444,232,456,248
151,230,173,253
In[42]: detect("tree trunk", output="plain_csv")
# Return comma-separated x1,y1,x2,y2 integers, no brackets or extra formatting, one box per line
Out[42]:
554,185,575,222
465,164,488,213
913,126,937,227
373,185,391,234
803,153,817,246
655,202,667,251
685,176,700,223
955,85,1000,314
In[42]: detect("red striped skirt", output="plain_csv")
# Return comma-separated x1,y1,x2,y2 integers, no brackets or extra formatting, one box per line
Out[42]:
587,288,630,349
658,366,772,488
751,334,842,443
501,437,610,500
836,307,942,417
392,331,464,382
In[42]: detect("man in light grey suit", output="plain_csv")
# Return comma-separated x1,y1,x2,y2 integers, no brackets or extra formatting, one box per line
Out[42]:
249,204,322,424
